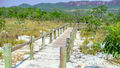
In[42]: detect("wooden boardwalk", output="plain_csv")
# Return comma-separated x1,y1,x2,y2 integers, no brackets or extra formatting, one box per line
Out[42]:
17,28,73,68
52,28,73,47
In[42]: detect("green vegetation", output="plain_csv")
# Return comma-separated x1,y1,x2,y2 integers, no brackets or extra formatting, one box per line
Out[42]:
78,5,120,65
0,7,73,22
80,43,102,55
0,4,120,64
0,7,67,47
0,51,2,59
0,19,5,31
103,23,120,58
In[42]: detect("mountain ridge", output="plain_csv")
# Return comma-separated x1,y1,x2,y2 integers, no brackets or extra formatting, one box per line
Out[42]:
17,0,120,11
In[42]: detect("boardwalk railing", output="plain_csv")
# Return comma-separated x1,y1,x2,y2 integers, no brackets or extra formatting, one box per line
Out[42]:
60,23,78,68
3,24,69,68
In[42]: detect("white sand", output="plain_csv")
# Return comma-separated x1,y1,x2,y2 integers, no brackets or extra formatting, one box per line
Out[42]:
69,31,120,68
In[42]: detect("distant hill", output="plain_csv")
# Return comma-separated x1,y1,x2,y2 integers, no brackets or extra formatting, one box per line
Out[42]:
17,0,120,11
19,3,32,8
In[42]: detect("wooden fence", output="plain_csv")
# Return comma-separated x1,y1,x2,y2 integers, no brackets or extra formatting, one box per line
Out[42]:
60,23,78,68
3,23,69,68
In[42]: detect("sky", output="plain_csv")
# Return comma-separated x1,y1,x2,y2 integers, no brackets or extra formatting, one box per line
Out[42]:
0,0,112,7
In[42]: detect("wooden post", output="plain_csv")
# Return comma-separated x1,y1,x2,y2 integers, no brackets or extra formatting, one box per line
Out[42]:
49,31,52,43
75,25,77,39
66,24,68,30
72,30,75,42
63,27,65,32
42,32,45,49
66,38,70,62
60,28,62,34
70,32,74,48
60,47,66,68
58,28,60,37
30,36,34,60
66,24,68,29
4,44,12,68
70,23,72,27
64,26,66,30
54,29,56,39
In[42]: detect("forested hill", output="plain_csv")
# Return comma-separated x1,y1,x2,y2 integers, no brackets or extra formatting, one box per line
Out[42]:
16,0,120,11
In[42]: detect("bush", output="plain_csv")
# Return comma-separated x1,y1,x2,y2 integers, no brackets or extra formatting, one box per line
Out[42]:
103,22,120,58
0,51,2,58
0,19,5,31
80,43,102,55
81,29,95,38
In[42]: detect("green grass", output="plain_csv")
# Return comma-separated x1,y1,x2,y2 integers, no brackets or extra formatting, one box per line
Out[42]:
0,18,65,47
80,44,102,55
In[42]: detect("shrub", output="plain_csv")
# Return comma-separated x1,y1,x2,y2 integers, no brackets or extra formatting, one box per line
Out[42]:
81,29,95,38
0,19,5,31
80,45,97,55
80,42,102,55
82,38,89,46
0,51,2,58
103,22,120,58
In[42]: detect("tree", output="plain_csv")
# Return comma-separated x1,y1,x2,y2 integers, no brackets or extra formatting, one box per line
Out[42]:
90,5,108,20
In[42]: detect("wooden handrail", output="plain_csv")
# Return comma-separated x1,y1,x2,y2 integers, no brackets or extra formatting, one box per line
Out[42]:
60,23,78,68
12,24,68,52
3,23,69,68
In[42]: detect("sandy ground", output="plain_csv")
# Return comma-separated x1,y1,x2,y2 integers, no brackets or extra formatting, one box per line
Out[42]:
68,31,120,68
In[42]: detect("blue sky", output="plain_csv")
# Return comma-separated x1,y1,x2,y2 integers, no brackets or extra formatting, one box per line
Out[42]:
0,0,112,7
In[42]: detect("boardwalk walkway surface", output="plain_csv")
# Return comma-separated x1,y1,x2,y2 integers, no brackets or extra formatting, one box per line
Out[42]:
17,28,73,68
